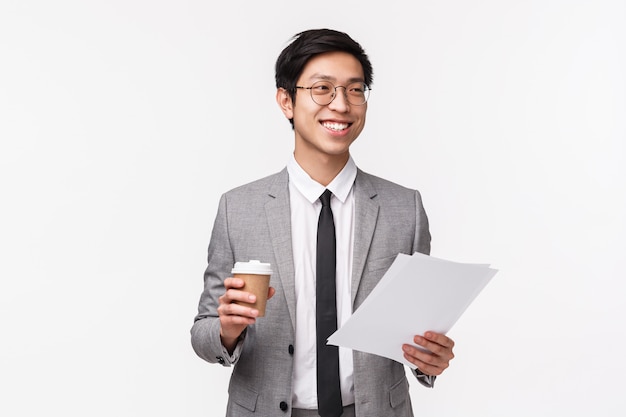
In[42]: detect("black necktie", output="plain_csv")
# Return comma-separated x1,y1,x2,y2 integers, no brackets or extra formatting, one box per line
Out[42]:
316,189,343,417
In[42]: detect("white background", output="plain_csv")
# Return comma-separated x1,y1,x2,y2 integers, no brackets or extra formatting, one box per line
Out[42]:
1,1,624,416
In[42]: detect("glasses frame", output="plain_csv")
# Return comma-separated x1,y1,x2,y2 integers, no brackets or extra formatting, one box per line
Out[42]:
294,80,371,106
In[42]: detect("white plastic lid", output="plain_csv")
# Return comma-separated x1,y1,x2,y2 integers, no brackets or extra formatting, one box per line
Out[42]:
231,260,273,275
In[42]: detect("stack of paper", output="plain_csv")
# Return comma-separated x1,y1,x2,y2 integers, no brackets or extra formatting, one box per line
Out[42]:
327,252,498,369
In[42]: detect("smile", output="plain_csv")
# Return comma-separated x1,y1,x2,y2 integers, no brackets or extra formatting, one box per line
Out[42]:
322,121,350,131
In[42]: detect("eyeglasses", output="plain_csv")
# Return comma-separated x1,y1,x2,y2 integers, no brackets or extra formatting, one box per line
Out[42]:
295,80,370,106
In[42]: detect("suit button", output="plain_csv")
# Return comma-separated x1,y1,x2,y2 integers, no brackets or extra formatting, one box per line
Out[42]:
216,356,225,365
279,401,288,411
288,344,294,355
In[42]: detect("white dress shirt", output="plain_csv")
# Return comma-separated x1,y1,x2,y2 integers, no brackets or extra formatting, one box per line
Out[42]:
287,155,357,409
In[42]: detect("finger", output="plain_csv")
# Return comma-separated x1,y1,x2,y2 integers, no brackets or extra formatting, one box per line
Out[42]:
413,334,455,358
402,351,446,376
224,277,245,290
218,301,259,319
402,344,450,373
404,341,453,370
220,312,256,326
220,288,257,305
403,343,439,365
411,335,443,356
423,331,455,349
267,286,276,299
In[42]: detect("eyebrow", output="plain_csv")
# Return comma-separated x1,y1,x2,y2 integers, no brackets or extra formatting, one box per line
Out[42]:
307,73,365,84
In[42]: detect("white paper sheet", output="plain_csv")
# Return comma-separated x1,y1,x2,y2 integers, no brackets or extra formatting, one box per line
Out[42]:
327,252,498,369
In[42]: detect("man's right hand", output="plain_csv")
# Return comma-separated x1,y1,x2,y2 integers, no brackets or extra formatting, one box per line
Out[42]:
217,277,275,353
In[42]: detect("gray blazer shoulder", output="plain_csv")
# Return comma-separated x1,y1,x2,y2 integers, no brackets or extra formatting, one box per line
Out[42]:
354,168,431,256
223,169,288,199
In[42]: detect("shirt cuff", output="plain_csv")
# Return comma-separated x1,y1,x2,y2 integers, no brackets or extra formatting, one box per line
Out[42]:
219,331,246,366
412,368,436,388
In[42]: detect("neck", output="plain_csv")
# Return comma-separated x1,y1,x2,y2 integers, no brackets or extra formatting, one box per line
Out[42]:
293,151,349,187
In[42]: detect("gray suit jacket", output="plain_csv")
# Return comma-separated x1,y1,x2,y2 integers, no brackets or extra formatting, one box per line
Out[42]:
191,168,431,416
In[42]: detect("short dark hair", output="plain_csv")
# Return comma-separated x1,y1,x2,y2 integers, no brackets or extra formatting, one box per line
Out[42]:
275,28,374,104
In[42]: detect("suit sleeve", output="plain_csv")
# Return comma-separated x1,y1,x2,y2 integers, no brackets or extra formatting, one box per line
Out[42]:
413,190,431,256
412,189,436,387
190,193,236,365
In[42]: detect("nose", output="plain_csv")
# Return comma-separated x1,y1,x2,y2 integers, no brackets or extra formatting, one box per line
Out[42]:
328,86,350,112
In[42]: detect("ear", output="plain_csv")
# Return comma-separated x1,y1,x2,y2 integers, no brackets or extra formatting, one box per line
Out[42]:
276,88,294,120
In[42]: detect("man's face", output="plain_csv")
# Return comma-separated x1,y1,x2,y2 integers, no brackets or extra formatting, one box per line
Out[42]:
279,51,368,164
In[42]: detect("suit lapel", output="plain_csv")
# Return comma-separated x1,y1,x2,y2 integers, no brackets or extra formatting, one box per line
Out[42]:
265,169,297,330
264,168,380,325
351,169,379,306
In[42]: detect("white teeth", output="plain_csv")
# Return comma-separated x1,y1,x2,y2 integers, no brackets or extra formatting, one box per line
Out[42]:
322,122,349,131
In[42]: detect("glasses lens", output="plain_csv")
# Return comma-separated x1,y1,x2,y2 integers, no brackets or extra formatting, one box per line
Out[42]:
309,81,335,105
346,82,369,105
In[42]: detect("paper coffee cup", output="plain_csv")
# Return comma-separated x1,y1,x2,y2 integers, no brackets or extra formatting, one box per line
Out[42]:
231,260,272,317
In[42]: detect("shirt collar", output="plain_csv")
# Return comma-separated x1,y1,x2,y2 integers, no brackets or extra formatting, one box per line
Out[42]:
287,154,357,204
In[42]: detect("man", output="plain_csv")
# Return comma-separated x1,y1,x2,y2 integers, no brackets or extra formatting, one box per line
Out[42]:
191,29,455,417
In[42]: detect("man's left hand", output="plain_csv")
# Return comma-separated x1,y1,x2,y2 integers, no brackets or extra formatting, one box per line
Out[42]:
402,331,455,376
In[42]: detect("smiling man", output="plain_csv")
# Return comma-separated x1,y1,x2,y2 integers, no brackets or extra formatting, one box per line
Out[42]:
191,29,455,417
